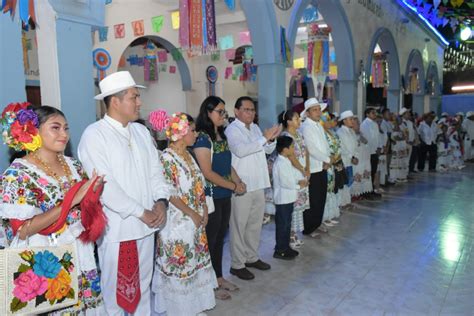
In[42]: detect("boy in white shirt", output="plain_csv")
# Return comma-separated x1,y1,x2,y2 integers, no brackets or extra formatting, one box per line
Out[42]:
272,136,308,260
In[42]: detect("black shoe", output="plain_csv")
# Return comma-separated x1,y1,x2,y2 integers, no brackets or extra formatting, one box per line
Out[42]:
288,248,299,256
386,181,396,186
245,259,271,270
273,250,296,260
372,192,382,199
230,267,254,280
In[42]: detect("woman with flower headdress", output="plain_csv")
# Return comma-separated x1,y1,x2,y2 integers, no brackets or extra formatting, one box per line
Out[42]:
0,103,105,315
152,113,217,315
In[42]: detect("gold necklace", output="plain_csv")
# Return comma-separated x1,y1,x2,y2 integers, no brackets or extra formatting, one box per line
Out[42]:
32,152,74,191
105,119,132,148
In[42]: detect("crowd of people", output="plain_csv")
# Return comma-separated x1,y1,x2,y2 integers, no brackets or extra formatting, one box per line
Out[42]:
0,70,472,316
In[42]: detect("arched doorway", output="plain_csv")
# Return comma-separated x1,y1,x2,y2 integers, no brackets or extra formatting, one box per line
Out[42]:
405,49,425,116
366,28,401,113
425,61,441,114
116,35,191,118
288,0,356,113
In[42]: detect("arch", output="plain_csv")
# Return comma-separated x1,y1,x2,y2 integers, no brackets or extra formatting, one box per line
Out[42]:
425,61,440,96
288,0,356,82
366,27,401,112
240,0,280,65
405,49,425,95
117,35,192,91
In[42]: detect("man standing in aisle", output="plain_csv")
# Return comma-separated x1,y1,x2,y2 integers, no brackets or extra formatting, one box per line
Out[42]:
300,98,331,237
400,107,418,174
360,107,382,199
78,71,170,315
463,111,474,162
225,96,280,280
418,112,438,172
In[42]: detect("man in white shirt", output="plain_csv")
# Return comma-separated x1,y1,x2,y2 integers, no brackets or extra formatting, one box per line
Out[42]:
418,112,438,171
463,111,474,162
300,98,331,236
380,109,395,185
360,107,382,198
224,96,279,280
400,107,418,174
78,71,169,315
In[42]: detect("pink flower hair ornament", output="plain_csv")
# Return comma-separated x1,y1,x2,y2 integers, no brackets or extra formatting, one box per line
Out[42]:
148,110,191,142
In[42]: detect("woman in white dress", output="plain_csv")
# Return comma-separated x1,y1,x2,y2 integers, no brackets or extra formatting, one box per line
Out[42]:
152,113,217,316
351,117,373,198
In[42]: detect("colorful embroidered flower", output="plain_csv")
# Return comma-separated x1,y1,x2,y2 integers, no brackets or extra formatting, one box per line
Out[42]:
19,250,33,262
13,270,48,302
45,269,72,301
31,187,45,202
174,244,185,258
18,196,26,205
38,178,49,186
91,278,101,293
33,250,62,279
83,289,92,298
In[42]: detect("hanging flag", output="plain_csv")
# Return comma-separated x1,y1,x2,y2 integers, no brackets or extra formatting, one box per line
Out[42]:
189,0,203,52
293,58,305,69
171,11,180,29
225,66,232,79
151,16,164,33
302,6,317,23
157,50,168,63
132,20,144,37
307,42,314,74
205,0,217,51
225,48,236,60
99,26,108,42
433,0,441,9
114,24,125,38
239,31,251,45
219,35,234,50
322,40,329,73
224,0,235,10
313,41,323,74
179,0,190,49
280,26,291,65
169,65,176,74
211,51,220,61
450,0,464,8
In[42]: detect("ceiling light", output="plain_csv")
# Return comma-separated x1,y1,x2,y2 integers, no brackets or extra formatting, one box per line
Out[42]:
452,84,474,92
460,26,472,41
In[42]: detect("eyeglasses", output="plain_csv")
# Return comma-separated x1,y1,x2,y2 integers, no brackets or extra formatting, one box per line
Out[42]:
241,108,256,113
213,109,227,117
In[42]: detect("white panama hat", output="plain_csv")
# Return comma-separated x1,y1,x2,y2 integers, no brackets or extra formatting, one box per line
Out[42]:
339,110,355,121
95,71,146,100
399,107,409,116
301,98,327,117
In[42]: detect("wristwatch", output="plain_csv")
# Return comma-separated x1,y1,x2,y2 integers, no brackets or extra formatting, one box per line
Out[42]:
157,198,169,209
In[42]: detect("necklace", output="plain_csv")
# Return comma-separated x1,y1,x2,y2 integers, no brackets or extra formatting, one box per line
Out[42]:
32,152,74,191
105,119,132,148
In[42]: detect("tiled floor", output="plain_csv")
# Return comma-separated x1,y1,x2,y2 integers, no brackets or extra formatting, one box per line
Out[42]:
208,164,474,315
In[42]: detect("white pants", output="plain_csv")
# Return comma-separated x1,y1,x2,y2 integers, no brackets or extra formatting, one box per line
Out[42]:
230,190,265,269
98,234,155,316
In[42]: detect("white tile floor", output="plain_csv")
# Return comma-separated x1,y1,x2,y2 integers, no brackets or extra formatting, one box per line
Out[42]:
208,164,474,315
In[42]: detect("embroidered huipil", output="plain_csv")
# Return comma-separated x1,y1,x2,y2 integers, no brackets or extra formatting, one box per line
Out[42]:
224,119,276,192
77,114,170,243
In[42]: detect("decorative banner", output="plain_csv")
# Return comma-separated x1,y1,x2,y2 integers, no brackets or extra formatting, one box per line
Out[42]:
132,20,144,37
151,16,164,33
93,48,111,80
144,41,158,81
450,0,464,8
224,0,235,10
114,24,125,38
302,6,317,23
307,42,314,74
211,52,220,61
239,31,251,45
1,0,36,24
219,35,234,50
157,50,168,63
313,41,323,74
171,48,183,61
179,0,190,49
225,48,236,60
322,40,329,73
225,67,232,79
244,47,253,60
329,65,337,80
171,11,180,30
169,65,176,74
189,0,203,51
293,57,305,69
99,26,108,42
280,26,292,65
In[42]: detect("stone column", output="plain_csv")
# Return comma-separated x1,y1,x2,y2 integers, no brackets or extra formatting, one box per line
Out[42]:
338,79,357,113
387,88,400,113
257,63,286,129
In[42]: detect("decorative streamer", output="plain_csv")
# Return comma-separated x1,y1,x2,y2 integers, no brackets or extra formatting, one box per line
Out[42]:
280,26,291,65
224,0,235,10
312,41,323,75
307,42,314,74
205,0,217,51
189,0,203,53
322,40,329,73
202,0,208,52
179,0,190,49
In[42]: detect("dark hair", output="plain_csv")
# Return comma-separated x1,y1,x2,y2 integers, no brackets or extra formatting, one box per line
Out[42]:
184,113,194,124
365,108,375,117
278,109,298,129
33,105,66,126
382,108,390,115
235,96,254,109
196,96,226,141
276,135,293,154
103,90,128,109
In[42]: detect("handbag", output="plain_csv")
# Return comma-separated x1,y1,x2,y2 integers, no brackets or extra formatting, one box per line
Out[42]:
206,134,216,215
0,237,79,315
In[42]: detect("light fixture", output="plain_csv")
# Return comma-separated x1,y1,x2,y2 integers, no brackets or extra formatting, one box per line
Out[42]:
460,26,472,41
452,84,474,92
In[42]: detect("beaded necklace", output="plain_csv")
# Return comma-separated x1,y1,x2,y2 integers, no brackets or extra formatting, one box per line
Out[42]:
32,152,74,191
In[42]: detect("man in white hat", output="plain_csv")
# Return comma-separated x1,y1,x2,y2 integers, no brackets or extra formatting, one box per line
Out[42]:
300,98,331,236
463,111,474,162
78,71,170,315
337,110,358,208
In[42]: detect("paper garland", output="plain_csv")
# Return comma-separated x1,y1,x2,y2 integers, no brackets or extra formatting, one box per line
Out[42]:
99,26,108,42
132,20,144,37
114,24,125,38
1,0,36,25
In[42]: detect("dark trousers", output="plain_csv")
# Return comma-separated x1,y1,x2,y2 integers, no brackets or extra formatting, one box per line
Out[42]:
418,143,437,171
205,197,231,278
303,170,327,235
370,153,379,187
409,145,419,172
275,203,294,252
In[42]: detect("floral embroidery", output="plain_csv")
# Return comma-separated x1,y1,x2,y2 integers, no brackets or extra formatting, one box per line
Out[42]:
10,250,75,313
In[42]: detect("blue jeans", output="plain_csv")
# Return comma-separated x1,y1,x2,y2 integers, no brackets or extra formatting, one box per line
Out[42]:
275,203,294,252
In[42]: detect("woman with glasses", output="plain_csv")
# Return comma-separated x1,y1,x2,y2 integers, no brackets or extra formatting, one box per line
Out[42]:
193,96,246,300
